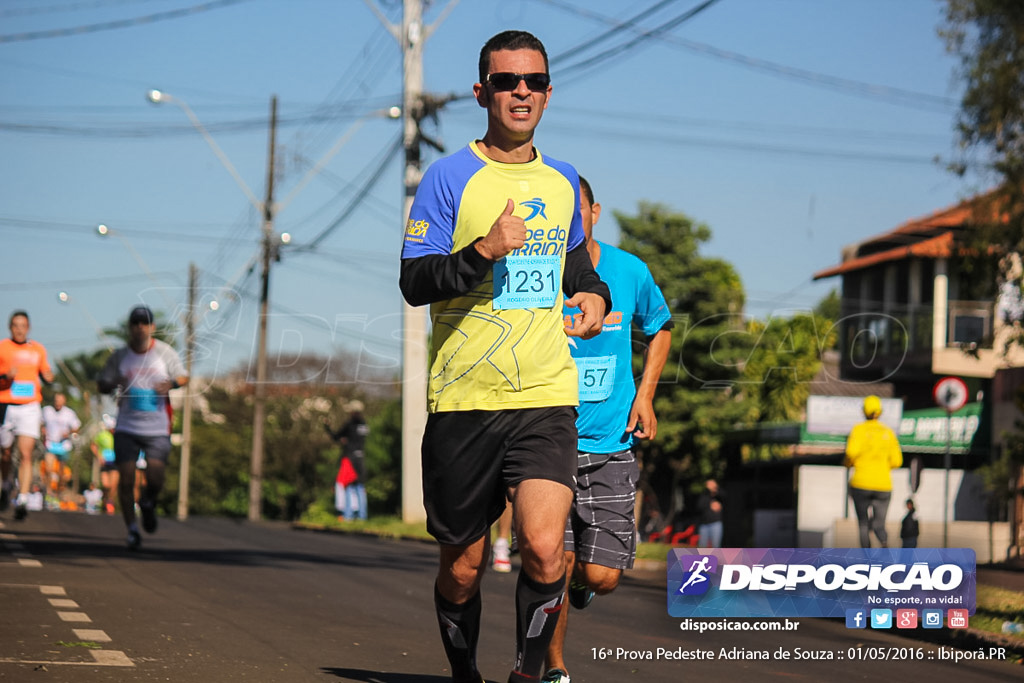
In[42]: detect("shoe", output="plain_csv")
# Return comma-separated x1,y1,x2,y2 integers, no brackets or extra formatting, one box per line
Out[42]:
542,668,571,683
568,578,594,610
126,527,141,550
0,484,9,512
492,539,512,573
13,494,27,520
105,502,115,515
140,500,157,534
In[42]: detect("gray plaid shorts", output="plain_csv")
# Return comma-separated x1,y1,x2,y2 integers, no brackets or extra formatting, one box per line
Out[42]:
564,449,639,570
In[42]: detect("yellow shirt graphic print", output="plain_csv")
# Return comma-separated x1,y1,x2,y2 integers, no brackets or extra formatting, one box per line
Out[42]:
405,143,587,412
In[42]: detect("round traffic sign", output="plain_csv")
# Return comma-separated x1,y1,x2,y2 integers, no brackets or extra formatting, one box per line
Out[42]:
933,376,968,412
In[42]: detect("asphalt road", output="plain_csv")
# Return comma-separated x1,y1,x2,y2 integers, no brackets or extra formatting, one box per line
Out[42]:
0,510,1018,682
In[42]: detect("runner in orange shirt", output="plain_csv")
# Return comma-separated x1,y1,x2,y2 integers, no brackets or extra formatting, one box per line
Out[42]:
0,311,54,519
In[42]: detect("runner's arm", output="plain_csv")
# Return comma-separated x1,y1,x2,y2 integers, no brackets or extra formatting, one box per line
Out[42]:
562,242,611,312
96,351,121,394
400,238,494,306
628,326,673,439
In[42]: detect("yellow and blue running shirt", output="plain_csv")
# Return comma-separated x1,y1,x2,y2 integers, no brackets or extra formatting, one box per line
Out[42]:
565,241,671,455
402,142,586,413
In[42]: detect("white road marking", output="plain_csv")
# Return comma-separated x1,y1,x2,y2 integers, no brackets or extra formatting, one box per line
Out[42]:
57,611,92,623
91,650,133,666
49,598,79,608
0,535,134,668
72,629,111,642
0,652,134,667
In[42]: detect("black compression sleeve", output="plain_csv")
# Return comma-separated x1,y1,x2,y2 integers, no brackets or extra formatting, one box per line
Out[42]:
400,239,493,307
562,242,612,311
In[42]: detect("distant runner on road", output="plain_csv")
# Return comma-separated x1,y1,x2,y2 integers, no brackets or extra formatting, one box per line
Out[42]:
97,305,187,549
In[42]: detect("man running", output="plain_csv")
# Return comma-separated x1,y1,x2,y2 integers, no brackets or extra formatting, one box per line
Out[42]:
97,305,187,548
0,310,54,519
41,391,81,498
543,177,673,683
91,414,118,514
399,30,610,683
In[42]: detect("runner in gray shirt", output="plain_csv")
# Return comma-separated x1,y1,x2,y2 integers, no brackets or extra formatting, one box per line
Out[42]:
98,305,187,549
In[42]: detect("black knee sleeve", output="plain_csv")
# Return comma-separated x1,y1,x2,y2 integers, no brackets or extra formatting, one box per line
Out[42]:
434,584,481,683
511,571,565,681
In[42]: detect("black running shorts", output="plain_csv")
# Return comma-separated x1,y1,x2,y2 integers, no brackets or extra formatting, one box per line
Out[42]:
113,432,171,465
422,406,577,546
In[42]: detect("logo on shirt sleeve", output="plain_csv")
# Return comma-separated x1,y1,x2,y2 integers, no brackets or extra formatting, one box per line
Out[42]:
405,218,429,242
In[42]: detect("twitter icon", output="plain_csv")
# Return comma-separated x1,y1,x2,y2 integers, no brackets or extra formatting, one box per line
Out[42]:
870,609,893,629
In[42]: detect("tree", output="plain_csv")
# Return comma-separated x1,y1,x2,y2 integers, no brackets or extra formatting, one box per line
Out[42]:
740,312,836,462
942,0,1024,350
814,288,840,324
616,202,753,507
743,313,836,425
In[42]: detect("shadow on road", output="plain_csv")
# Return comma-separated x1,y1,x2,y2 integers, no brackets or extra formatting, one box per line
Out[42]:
321,667,499,682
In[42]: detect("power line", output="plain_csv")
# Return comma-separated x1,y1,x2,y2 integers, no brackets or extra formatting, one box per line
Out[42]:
665,36,956,112
554,0,724,80
0,0,255,43
0,0,166,18
204,275,402,351
538,0,956,111
436,105,955,165
541,120,947,165
291,28,399,159
298,132,404,250
553,106,950,143
549,0,685,67
0,215,257,244
278,257,393,287
278,160,398,232
0,271,180,291
0,103,400,138
0,56,276,104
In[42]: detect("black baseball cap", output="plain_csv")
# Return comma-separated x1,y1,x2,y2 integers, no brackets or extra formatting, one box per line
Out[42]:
128,305,154,325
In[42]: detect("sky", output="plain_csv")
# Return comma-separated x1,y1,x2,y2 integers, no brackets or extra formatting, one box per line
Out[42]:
0,0,981,385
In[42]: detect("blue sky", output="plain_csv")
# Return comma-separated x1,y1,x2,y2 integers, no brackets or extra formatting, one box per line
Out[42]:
0,0,977,382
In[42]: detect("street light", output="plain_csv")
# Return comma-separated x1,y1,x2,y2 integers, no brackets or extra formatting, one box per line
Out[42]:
146,89,263,212
147,88,401,522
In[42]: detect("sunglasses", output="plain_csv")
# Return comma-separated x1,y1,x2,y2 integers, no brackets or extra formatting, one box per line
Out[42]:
485,72,550,92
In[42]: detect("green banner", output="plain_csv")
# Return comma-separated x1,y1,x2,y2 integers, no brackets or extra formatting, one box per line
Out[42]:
801,402,983,454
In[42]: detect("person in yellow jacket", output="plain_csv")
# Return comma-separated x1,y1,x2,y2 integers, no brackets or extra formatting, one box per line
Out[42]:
844,395,903,548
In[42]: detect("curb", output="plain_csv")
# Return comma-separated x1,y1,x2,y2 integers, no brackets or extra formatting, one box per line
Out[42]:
291,520,437,545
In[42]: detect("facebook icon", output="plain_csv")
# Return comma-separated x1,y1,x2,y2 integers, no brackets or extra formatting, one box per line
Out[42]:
845,609,867,629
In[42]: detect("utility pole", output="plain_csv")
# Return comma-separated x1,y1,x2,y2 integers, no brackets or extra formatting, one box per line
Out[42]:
249,96,278,522
400,0,428,523
367,0,457,523
178,262,197,521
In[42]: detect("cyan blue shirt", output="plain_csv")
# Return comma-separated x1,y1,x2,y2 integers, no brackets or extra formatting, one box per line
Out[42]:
565,241,671,455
